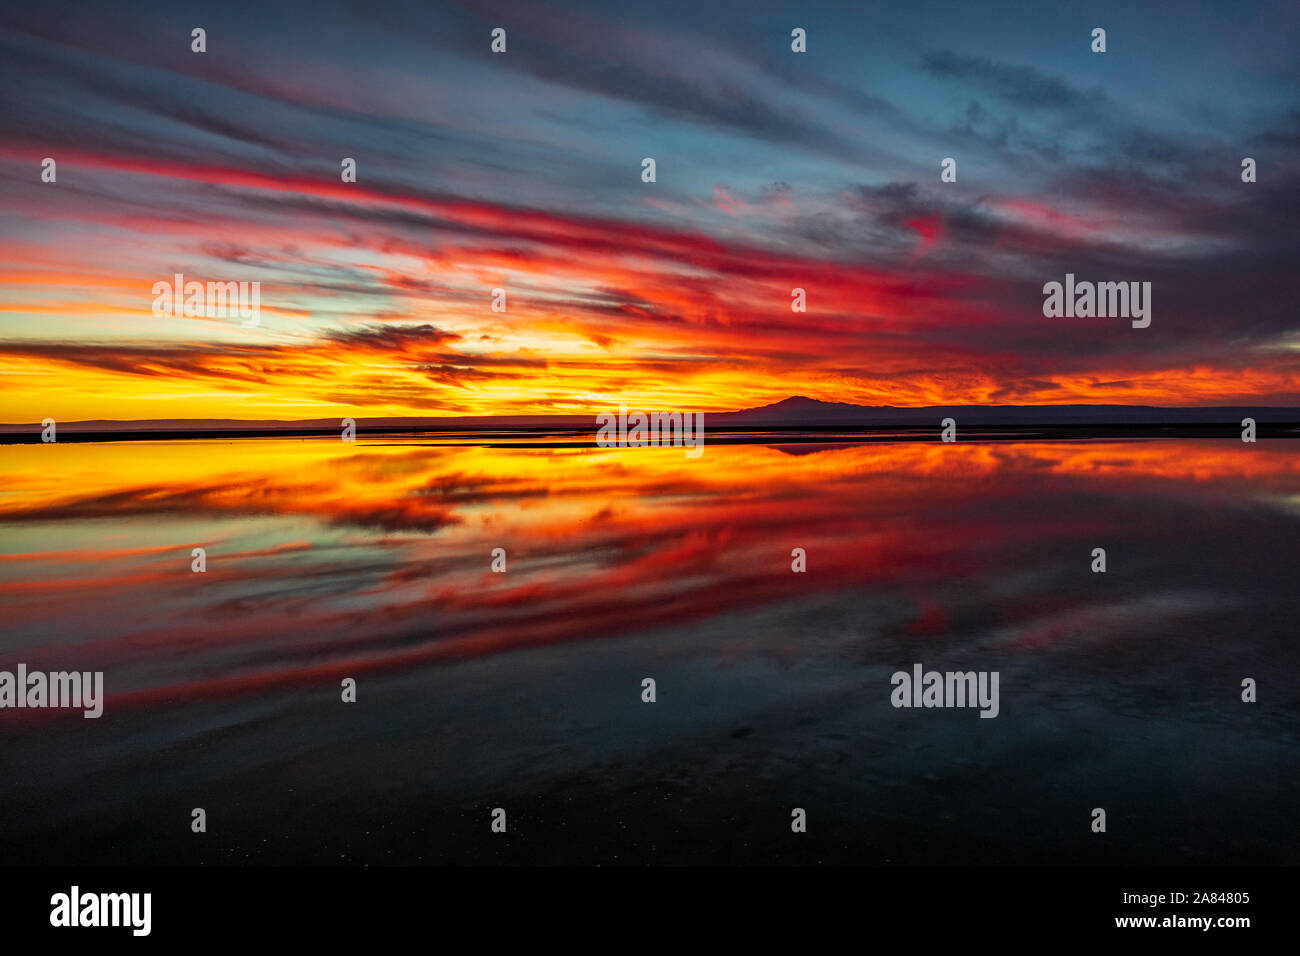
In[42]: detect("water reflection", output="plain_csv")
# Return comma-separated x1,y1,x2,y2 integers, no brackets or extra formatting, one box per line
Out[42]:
0,437,1297,864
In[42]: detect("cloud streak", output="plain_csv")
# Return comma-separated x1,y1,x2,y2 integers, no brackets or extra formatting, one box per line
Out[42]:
1,0,1298,419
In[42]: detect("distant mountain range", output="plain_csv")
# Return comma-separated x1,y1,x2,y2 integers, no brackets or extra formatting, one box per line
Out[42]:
3,396,1298,437
721,396,1300,426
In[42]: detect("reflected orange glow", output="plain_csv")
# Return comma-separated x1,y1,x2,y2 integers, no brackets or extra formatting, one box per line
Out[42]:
1,436,1298,720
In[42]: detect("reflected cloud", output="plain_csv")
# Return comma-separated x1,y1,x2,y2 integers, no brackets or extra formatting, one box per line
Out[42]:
2,437,1298,718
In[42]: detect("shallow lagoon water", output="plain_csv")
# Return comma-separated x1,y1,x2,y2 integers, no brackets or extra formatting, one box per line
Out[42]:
1,436,1297,864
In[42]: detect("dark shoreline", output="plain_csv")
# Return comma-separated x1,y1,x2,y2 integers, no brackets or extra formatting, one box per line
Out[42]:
3,422,1299,444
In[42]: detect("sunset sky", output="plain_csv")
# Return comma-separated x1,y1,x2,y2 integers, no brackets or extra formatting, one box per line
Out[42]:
1,0,1298,422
